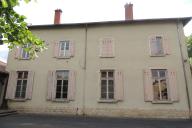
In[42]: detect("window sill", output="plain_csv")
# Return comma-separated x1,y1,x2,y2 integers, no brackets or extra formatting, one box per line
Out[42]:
52,99,70,102
98,99,118,103
11,99,26,102
55,56,71,59
150,54,166,57
16,58,30,60
100,56,115,58
152,100,173,104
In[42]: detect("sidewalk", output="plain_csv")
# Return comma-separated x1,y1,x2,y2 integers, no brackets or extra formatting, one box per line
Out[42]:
0,109,17,117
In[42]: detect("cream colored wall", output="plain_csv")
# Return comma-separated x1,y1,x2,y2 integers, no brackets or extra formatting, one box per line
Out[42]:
6,21,192,117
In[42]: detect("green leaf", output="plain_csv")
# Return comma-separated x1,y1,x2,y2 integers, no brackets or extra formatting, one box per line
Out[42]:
24,0,31,3
1,0,8,7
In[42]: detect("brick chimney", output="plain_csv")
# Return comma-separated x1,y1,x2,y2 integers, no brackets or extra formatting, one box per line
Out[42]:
124,3,133,20
54,9,62,24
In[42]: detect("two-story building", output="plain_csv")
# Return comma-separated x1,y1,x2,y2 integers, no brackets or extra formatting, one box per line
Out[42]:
5,4,192,118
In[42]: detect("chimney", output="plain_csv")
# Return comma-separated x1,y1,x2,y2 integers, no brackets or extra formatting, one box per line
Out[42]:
124,3,133,20
54,9,62,24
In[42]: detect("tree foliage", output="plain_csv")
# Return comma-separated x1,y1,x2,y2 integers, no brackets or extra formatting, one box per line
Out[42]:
0,0,46,58
186,34,192,64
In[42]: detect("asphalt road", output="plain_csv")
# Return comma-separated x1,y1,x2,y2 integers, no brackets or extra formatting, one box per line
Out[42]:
0,114,192,128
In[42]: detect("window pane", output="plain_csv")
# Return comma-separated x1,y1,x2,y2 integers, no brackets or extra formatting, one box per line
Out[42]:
60,42,65,50
62,85,68,93
63,71,69,79
62,93,67,98
22,84,27,92
160,79,168,100
23,72,28,78
56,71,69,79
65,42,69,50
101,85,107,93
56,85,61,92
17,80,22,85
108,80,113,86
151,70,158,78
63,80,68,86
15,85,21,92
57,80,62,85
159,70,166,78
23,80,27,86
101,93,107,99
21,91,25,98
108,71,113,78
101,80,107,85
56,92,61,98
18,72,23,79
153,79,160,100
108,85,114,92
101,71,107,78
15,92,20,98
108,93,114,99
155,37,164,54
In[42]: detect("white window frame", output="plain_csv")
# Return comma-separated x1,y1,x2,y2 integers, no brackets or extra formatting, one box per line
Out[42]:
15,71,28,99
55,70,69,99
59,41,70,57
100,70,114,100
21,44,30,59
151,69,170,101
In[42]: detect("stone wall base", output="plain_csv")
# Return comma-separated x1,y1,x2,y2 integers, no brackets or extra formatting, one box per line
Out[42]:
10,106,190,119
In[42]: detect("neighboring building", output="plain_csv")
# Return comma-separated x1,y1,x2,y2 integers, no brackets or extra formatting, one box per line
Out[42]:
0,60,8,109
5,4,192,118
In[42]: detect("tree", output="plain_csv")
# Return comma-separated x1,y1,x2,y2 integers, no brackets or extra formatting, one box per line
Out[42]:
186,34,192,64
0,0,46,58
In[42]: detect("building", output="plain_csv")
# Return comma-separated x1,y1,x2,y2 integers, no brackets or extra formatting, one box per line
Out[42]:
0,60,8,109
5,4,192,118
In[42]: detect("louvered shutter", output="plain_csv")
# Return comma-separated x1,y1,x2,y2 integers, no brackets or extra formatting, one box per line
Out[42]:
68,70,76,101
69,41,75,57
54,42,60,58
5,71,17,99
163,38,171,55
168,70,179,102
114,71,124,101
47,71,56,100
143,69,153,101
149,37,157,56
15,47,21,59
100,38,114,57
26,71,34,100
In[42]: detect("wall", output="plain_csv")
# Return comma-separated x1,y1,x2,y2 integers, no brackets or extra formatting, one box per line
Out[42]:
6,21,192,118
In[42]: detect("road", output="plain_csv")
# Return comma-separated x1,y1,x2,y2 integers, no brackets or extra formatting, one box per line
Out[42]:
0,114,192,128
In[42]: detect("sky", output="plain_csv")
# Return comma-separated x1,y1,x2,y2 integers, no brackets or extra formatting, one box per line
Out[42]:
0,0,192,62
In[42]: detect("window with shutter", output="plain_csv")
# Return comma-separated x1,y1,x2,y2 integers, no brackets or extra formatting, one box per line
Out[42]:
100,38,114,58
150,36,165,56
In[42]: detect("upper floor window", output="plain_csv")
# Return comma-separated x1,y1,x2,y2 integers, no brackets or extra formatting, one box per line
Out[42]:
150,36,164,56
100,38,115,58
15,71,28,99
54,40,75,58
21,47,30,59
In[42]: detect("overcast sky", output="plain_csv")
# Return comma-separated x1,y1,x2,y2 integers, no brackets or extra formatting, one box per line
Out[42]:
0,0,192,62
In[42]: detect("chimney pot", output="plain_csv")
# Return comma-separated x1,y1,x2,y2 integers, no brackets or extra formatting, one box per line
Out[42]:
54,9,62,24
124,3,133,20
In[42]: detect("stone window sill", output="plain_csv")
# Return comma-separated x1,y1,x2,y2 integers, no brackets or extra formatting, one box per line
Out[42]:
98,99,118,103
11,99,26,102
52,99,70,103
152,100,173,104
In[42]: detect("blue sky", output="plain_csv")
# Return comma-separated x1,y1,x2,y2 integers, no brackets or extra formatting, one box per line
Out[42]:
0,0,192,62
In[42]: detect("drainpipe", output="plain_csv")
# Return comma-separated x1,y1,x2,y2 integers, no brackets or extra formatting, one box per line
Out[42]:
176,20,192,119
82,24,88,115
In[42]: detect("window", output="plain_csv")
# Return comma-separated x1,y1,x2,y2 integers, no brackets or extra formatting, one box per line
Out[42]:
55,70,69,99
100,70,114,100
21,44,30,59
100,38,114,57
15,71,28,99
150,36,164,56
151,69,169,101
59,41,70,57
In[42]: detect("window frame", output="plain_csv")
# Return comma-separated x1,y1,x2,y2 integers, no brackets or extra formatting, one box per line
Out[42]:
151,69,171,102
149,35,165,57
15,71,28,99
100,70,115,100
55,70,69,100
20,44,30,59
59,40,70,58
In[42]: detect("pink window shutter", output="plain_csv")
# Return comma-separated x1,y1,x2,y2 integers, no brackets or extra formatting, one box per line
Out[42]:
5,71,17,99
168,70,179,102
149,37,157,56
54,42,59,58
26,71,34,100
52,71,56,100
114,71,124,101
143,69,153,101
163,38,171,55
69,41,75,57
47,71,55,100
100,40,105,57
68,70,76,101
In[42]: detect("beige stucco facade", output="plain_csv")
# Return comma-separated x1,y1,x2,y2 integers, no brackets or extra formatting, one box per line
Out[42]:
6,19,192,118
